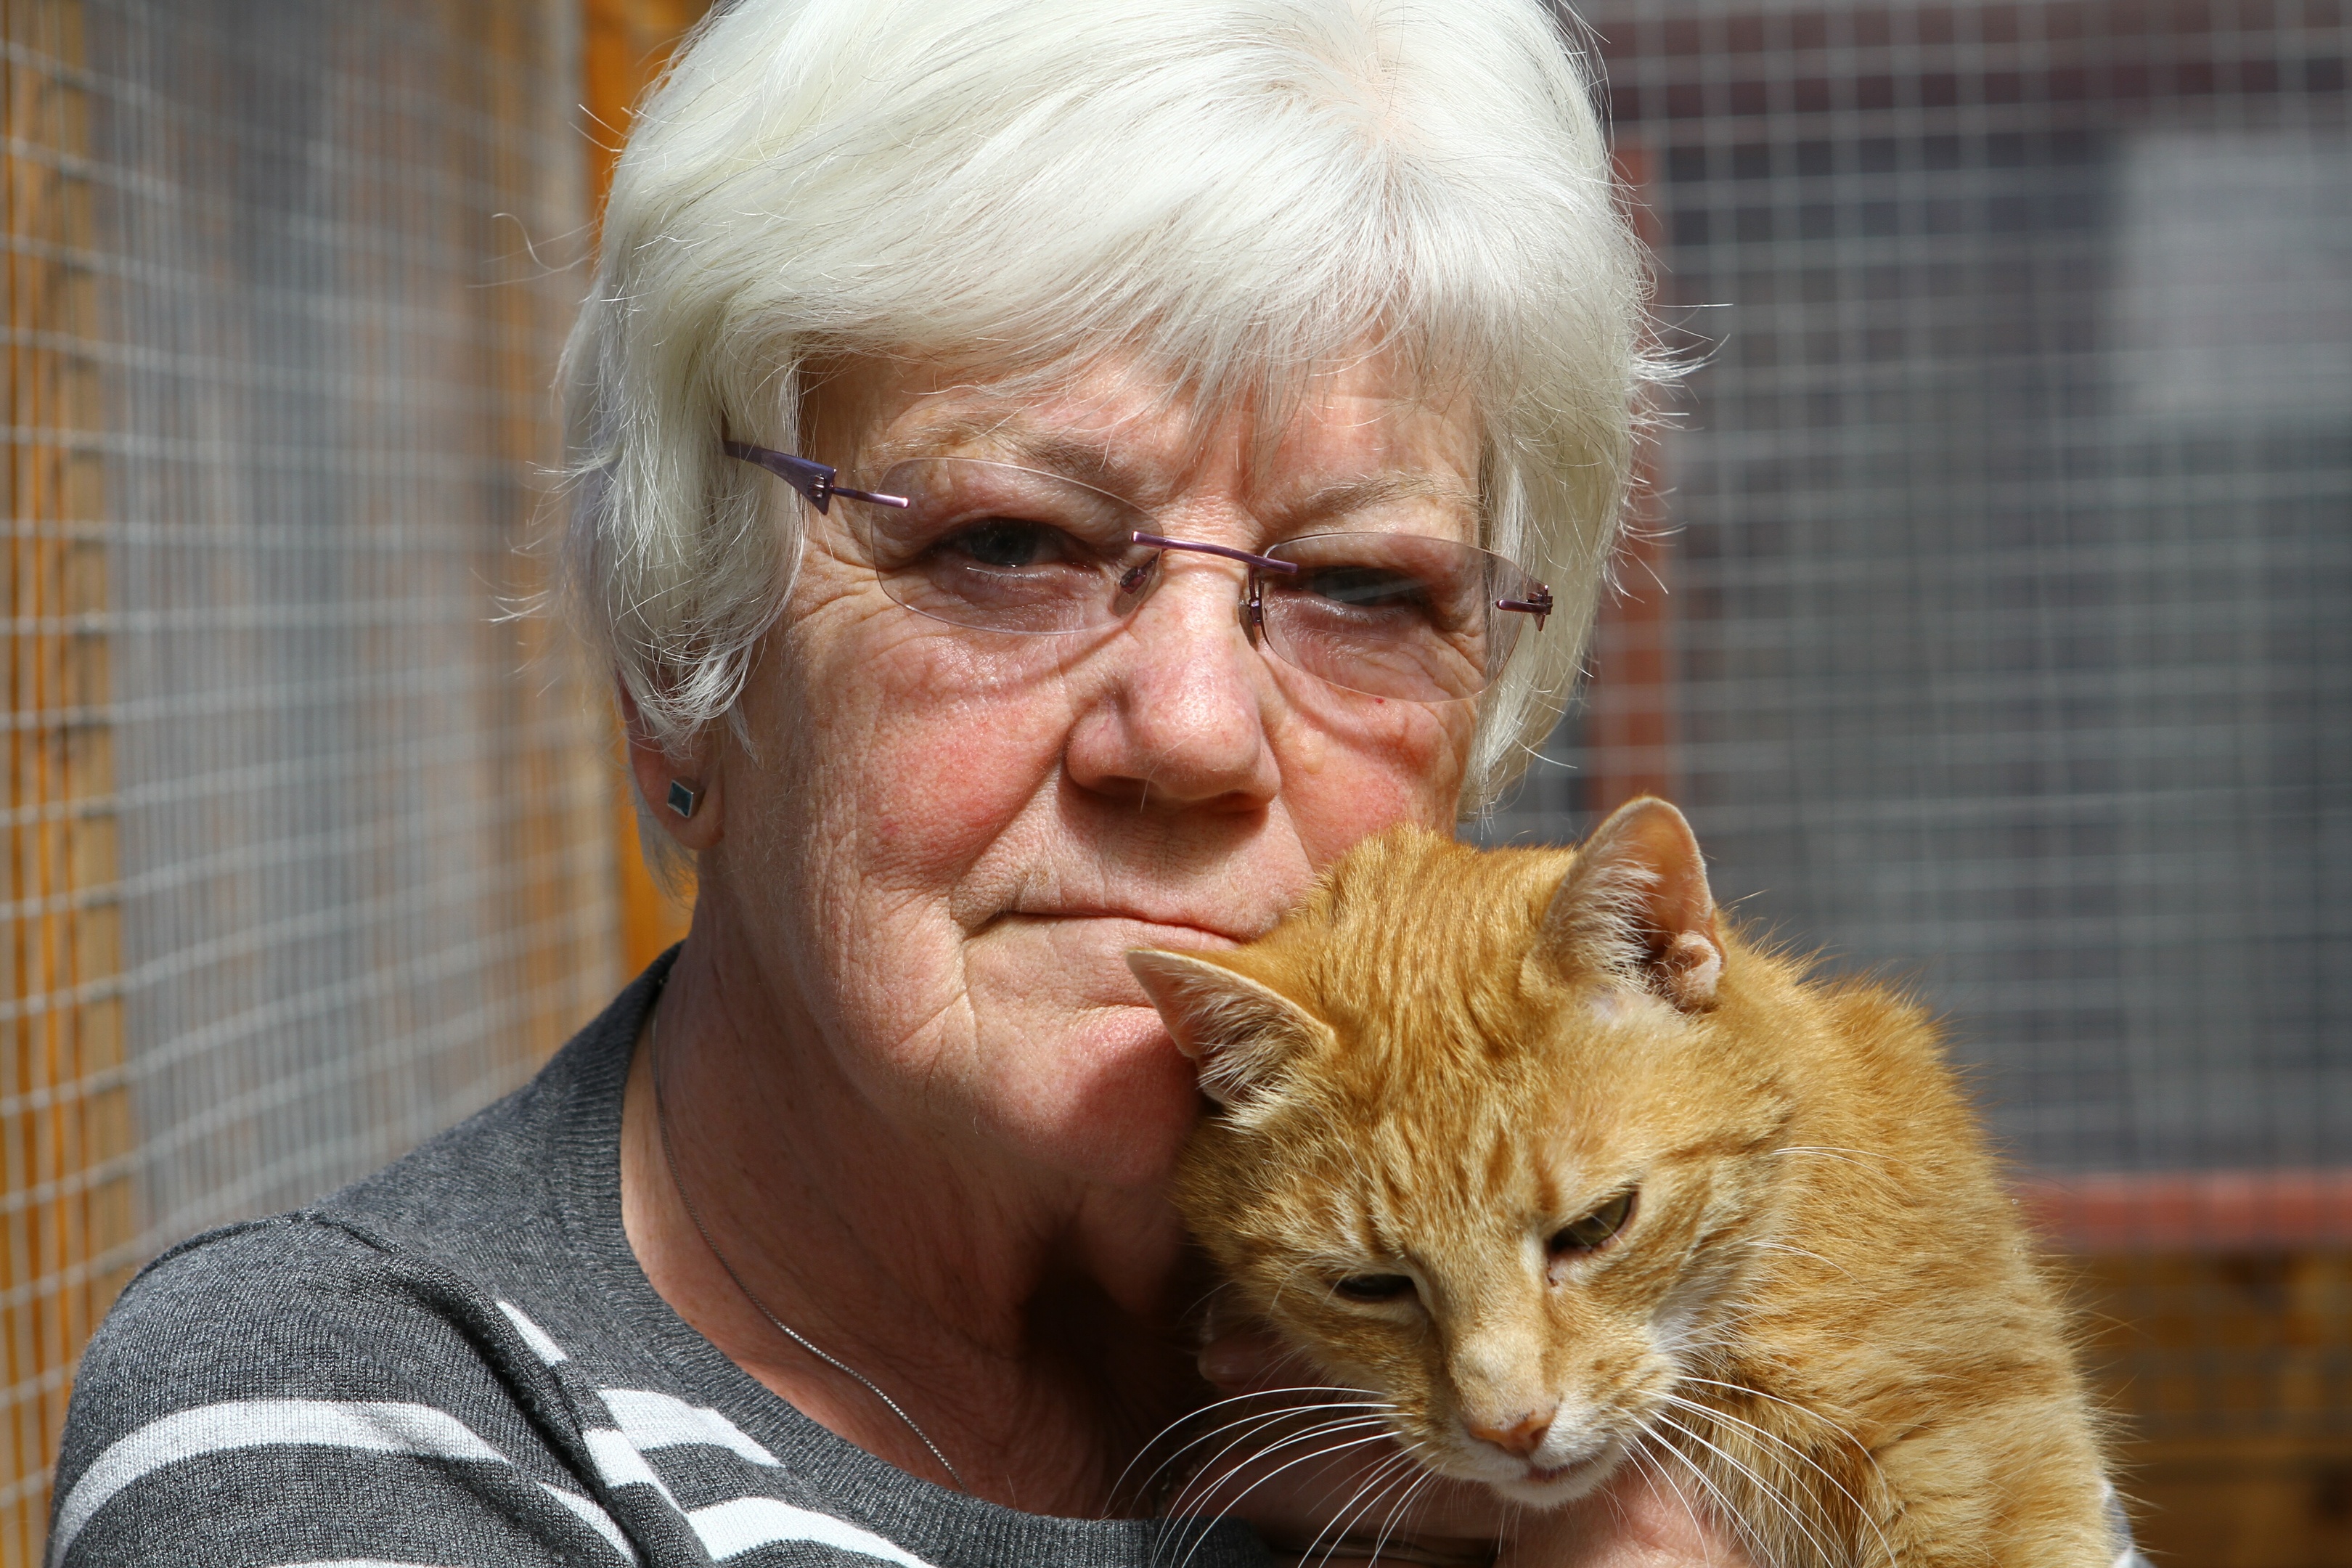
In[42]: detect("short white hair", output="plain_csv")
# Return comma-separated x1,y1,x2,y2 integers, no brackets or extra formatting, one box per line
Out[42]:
564,0,1659,813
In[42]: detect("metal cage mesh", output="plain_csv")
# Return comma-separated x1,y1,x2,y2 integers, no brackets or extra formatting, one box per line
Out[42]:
0,0,2343,1559
1483,1,2351,1554
0,1,618,1553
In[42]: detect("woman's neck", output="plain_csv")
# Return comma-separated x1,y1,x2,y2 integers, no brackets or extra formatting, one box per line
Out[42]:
618,932,1203,1516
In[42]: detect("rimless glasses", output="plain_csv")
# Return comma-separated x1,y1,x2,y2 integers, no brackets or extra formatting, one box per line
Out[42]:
724,440,1552,706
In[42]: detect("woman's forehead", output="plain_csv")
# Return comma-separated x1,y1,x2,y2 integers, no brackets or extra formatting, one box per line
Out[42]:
822,356,1485,510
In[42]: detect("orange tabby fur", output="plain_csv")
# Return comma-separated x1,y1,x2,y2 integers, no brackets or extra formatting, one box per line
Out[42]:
1132,799,2115,1568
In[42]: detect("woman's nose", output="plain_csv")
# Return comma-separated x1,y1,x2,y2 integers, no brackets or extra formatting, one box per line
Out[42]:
1060,560,1282,812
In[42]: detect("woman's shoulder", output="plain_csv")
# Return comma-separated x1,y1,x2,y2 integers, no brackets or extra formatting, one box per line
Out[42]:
321,960,654,1261
62,964,663,1446
49,1209,634,1566
46,973,661,1564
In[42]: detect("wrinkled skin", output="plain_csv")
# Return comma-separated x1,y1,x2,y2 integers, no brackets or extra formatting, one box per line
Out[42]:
613,352,1749,1565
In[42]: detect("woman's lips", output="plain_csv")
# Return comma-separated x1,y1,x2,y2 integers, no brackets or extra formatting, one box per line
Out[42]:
992,909,1251,949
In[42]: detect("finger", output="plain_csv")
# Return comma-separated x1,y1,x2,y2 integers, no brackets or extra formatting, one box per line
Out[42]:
1196,1323,1307,1393
1499,1460,1752,1568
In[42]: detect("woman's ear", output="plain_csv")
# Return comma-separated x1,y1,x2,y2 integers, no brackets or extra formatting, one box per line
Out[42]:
617,679,723,852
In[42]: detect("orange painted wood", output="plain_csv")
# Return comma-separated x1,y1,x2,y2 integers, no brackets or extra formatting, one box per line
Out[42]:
2022,1169,2352,1255
2070,1248,2352,1567
583,0,706,976
0,1,135,1554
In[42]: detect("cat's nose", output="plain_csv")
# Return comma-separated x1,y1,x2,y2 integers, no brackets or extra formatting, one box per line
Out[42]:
1465,1406,1556,1459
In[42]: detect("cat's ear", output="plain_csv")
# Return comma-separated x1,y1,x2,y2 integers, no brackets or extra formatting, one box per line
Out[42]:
1532,797,1724,1010
1127,950,1330,1107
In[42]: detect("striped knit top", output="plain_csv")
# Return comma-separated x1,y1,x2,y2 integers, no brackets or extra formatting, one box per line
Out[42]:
47,960,1269,1568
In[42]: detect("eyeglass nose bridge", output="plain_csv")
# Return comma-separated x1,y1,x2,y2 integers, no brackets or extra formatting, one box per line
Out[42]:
1126,531,1299,641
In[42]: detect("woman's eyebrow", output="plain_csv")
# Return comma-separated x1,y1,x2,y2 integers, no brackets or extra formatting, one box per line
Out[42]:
1282,472,1481,524
863,418,1126,491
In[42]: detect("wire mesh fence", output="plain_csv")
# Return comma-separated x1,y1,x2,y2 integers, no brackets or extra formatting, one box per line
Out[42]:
0,0,618,1553
0,0,2343,1561
1482,1,2351,1556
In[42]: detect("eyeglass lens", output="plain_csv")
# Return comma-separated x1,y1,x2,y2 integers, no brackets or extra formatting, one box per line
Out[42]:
838,455,1540,703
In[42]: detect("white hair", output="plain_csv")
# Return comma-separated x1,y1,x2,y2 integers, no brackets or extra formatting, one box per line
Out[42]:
563,0,1660,814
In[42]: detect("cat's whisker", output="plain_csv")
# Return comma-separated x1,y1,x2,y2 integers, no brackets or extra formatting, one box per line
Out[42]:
1625,1424,1713,1559
1660,1394,1853,1494
1171,1410,1392,1485
1364,1461,1443,1568
1630,1428,1748,1563
1653,1411,1839,1568
1636,1416,1788,1568
1673,1374,1902,1565
1661,1392,1896,1568
1116,1387,1395,1506
1159,1414,1400,1530
1165,1429,1398,1568
1156,1414,1397,1530
1146,1416,1390,1547
1128,1408,1372,1516
1303,1446,1424,1568
1673,1373,1892,1493
1314,1451,1418,1551
1124,1391,1392,1485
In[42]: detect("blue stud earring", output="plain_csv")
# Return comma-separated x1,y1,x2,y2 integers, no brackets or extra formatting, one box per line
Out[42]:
666,780,699,819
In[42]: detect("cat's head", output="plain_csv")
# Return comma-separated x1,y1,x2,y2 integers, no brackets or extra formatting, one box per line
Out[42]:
1133,799,1796,1506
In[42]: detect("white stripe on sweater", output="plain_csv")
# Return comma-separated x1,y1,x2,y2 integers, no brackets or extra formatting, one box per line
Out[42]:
688,1497,936,1566
496,1301,569,1366
52,1400,503,1559
600,1389,780,1466
582,1426,679,1508
539,1482,640,1562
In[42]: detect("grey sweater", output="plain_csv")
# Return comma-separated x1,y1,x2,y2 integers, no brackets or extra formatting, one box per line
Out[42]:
48,959,1270,1568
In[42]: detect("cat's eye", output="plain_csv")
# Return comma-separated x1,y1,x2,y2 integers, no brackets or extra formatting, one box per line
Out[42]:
1548,1190,1636,1256
1333,1273,1417,1304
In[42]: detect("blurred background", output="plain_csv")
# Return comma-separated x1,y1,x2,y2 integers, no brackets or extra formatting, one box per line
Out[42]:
0,1,2343,1563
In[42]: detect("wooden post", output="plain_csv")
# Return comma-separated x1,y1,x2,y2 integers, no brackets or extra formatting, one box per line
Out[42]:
582,0,707,976
0,0,136,1555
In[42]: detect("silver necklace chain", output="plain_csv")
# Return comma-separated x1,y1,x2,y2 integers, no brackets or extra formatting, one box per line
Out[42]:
649,1005,968,1492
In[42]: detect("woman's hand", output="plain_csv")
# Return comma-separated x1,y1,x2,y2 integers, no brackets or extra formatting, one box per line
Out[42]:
1181,1326,1752,1568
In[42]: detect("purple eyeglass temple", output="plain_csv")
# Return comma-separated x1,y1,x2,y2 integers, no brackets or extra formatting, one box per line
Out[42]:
1496,588,1553,628
722,439,909,513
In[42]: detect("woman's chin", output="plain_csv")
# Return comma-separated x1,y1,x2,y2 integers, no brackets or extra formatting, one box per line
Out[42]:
971,1003,1206,1188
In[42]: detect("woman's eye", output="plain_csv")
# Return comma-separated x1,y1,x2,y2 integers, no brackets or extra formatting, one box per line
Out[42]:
1549,1190,1636,1256
1299,564,1429,613
1333,1273,1416,1304
944,519,1071,569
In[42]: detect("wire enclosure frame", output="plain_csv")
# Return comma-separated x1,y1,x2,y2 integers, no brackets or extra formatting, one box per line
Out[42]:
0,1,618,1551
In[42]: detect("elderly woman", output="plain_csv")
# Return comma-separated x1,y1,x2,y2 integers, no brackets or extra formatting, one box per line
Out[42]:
49,3,1734,1564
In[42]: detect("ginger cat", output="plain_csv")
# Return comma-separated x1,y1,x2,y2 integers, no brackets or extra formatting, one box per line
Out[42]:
1130,799,2119,1567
